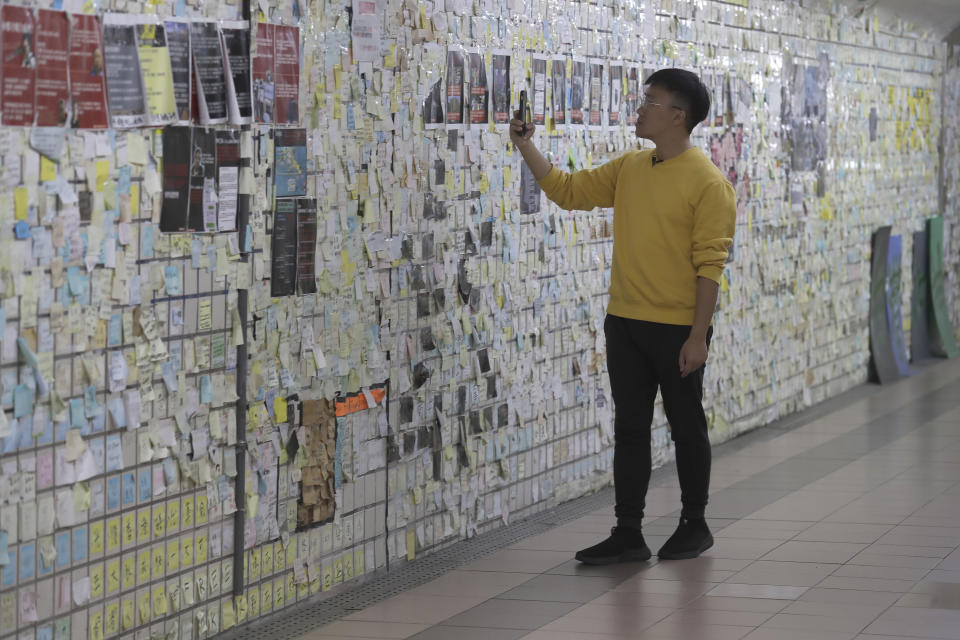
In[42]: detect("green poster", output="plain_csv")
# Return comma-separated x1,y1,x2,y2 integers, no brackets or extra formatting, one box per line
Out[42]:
927,216,958,358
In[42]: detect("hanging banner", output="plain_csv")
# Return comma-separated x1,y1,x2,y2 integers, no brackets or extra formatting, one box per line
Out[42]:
868,226,901,384
570,56,585,125
491,50,510,124
608,62,622,127
1,5,37,127
68,13,109,129
191,20,228,124
910,229,932,361
351,0,380,63
271,199,298,297
252,22,275,123
445,47,465,127
886,235,912,377
159,126,192,232
273,24,300,124
35,9,70,127
927,216,959,358
188,128,217,231
467,49,488,125
296,198,318,295
531,55,547,126
221,21,252,125
102,14,147,128
164,19,191,124
588,59,603,129
625,65,639,126
551,56,566,126
421,43,444,130
136,19,177,126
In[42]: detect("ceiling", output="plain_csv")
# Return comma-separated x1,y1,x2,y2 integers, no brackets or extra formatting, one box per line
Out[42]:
841,0,960,41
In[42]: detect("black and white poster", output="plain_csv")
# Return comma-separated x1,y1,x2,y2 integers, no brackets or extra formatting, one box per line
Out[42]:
221,21,252,125
188,127,217,232
159,126,192,232
551,56,566,126
570,57,585,125
421,43,444,130
164,19,192,124
215,130,240,231
445,48,464,127
296,199,317,295
102,14,147,128
491,50,511,124
271,199,298,297
588,59,603,129
608,63,622,127
532,55,547,126
625,65,639,126
191,20,227,124
519,160,541,215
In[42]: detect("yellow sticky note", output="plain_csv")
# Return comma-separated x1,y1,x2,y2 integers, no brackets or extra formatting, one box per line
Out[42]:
152,584,168,616
151,545,164,578
90,521,104,555
106,517,120,552
273,396,287,424
167,500,180,533
90,564,104,598
137,549,151,584
13,187,29,220
105,602,119,635
137,509,151,543
122,556,135,590
222,599,236,630
40,157,56,183
153,505,166,538
121,598,134,630
196,534,208,564
137,591,151,623
196,495,208,524
406,530,416,561
181,496,195,528
167,540,179,572
96,160,109,191
182,536,194,566
106,558,120,593
89,610,103,640
122,513,135,546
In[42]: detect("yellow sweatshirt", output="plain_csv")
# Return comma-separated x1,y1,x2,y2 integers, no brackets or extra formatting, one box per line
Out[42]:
537,147,736,326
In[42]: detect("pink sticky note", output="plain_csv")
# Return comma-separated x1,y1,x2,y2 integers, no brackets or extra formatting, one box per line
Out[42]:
36,450,54,490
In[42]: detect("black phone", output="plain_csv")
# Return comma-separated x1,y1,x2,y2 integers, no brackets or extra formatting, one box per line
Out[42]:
519,89,530,134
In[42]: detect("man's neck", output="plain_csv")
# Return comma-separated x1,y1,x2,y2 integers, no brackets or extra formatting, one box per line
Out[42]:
652,137,694,162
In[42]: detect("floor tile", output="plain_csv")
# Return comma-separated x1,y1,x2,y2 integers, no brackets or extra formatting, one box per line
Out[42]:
406,570,535,598
798,587,902,607
459,549,572,573
342,593,483,625
728,561,839,587
406,626,530,640
707,583,809,600
762,540,867,564
309,621,429,638
440,599,580,630
685,595,790,613
793,522,893,544
742,629,857,640
536,603,672,634
863,606,960,638
496,573,621,603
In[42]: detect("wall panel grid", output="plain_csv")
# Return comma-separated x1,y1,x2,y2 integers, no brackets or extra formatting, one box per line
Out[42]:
1,1,958,640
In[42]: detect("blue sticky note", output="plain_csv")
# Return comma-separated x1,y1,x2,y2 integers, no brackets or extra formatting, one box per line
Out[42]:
107,315,122,347
90,414,105,433
84,385,103,418
191,237,204,268
35,416,53,446
199,374,213,404
138,468,151,502
108,397,127,429
70,398,86,430
142,224,154,258
122,472,136,506
0,531,9,566
164,265,181,295
15,221,31,239
72,527,87,563
13,384,34,418
37,626,53,640
118,166,131,195
1,549,15,587
20,542,35,580
107,476,121,510
55,532,71,568
55,419,69,442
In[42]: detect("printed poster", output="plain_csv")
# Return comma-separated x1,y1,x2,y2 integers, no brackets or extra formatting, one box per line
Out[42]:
273,24,300,124
35,9,70,127
1,5,37,127
467,49,488,125
136,20,177,126
191,20,227,124
608,62,622,127
421,43,444,129
445,48,464,126
551,56,566,126
102,14,147,128
271,199,298,297
253,22,275,123
588,60,603,128
159,126,192,232
491,50,510,124
296,199,317,295
216,130,240,232
164,19,191,124
351,0,380,63
188,127,217,232
625,66,639,126
221,21,252,125
274,128,307,198
532,55,547,126
68,14,109,129
570,57,585,125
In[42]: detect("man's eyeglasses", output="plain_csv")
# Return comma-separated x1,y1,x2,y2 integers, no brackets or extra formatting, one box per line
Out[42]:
639,98,682,111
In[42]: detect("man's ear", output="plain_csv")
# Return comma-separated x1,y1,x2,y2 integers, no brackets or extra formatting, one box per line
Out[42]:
673,108,687,129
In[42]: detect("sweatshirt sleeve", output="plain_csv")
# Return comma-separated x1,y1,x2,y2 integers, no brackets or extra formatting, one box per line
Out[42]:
692,179,736,283
536,153,627,211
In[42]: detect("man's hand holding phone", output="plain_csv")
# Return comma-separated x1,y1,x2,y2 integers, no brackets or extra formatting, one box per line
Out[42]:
509,89,535,148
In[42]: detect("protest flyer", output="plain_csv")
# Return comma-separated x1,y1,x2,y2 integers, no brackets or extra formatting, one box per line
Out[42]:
69,14,109,129
35,9,70,127
188,127,217,232
136,20,177,126
551,56,566,126
296,198,317,295
445,48,464,127
1,5,37,127
271,199,298,297
467,49,488,125
164,19,191,124
159,126,192,232
252,22,275,123
102,14,147,128
274,128,307,197
273,24,300,124
191,20,228,124
491,50,510,124
221,21,252,125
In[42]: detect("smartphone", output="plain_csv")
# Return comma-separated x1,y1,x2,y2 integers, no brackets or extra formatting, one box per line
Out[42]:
518,89,530,134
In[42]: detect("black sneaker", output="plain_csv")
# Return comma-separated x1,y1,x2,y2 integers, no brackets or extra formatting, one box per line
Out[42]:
574,526,652,565
657,517,713,560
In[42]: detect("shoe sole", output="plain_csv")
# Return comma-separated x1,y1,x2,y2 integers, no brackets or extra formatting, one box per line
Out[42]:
657,536,714,560
575,547,652,565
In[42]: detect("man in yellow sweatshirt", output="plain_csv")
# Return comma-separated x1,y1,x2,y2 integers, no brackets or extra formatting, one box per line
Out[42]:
510,69,735,562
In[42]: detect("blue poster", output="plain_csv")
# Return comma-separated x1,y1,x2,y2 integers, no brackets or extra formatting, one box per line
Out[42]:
274,128,307,197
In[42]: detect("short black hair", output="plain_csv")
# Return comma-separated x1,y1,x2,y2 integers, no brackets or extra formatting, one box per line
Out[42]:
644,68,711,133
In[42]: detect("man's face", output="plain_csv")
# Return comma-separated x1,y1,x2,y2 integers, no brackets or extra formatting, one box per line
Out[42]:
635,84,682,140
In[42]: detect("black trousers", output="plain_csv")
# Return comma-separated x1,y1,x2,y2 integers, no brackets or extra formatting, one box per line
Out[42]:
604,314,713,529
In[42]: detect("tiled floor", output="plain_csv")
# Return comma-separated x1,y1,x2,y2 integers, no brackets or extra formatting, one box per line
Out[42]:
296,356,960,640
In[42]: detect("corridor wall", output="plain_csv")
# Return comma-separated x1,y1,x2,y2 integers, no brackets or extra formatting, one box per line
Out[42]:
1,1,958,640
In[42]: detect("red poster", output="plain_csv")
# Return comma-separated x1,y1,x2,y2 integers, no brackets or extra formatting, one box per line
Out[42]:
252,22,275,123
1,6,37,127
35,10,70,127
68,14,109,129
273,24,299,125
